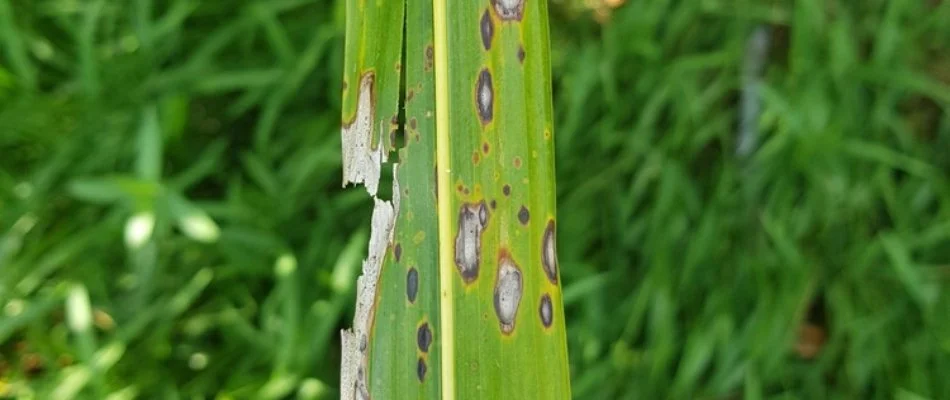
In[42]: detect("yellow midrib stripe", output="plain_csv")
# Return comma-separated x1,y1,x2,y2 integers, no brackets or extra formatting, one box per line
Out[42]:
432,0,455,399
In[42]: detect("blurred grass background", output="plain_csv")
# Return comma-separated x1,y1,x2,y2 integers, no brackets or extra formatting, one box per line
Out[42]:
1,0,950,398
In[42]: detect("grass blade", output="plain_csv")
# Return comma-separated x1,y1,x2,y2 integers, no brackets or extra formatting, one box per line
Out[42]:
342,0,571,397
433,0,571,398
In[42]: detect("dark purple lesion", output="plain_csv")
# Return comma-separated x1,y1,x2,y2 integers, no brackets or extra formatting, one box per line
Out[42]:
406,267,419,303
480,9,494,50
416,357,427,382
417,322,433,353
539,293,553,328
518,205,530,225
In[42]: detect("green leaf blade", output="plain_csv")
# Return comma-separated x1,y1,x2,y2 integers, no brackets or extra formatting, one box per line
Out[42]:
435,0,571,398
342,0,570,397
365,0,442,398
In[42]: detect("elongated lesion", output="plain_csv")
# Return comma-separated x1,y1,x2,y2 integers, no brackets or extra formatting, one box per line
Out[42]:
454,201,488,284
340,193,399,400
342,73,383,196
493,251,523,335
542,219,558,284
475,69,494,125
340,71,403,400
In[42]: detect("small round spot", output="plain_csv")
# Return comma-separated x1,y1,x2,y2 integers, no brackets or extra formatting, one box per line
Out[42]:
394,243,402,262
417,322,433,353
480,9,494,50
395,62,401,72
513,157,522,169
490,199,497,209
475,69,493,124
539,293,553,328
406,267,419,303
517,45,525,63
482,142,490,154
543,129,551,140
494,254,523,334
492,0,524,21
417,357,427,381
518,206,530,225
342,80,348,92
542,220,558,284
502,185,511,196
472,152,480,164
407,89,415,102
410,117,417,130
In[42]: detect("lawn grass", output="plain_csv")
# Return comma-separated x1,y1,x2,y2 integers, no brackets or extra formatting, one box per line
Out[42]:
1,0,949,398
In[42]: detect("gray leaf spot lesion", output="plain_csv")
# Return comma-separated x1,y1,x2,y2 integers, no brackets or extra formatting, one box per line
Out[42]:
341,73,383,196
406,267,419,303
417,322,433,353
354,366,370,399
476,69,493,125
417,357,427,381
539,293,553,328
492,0,524,21
494,254,523,334
340,189,399,400
480,9,494,50
518,205,530,225
542,220,558,284
455,201,488,283
425,45,434,71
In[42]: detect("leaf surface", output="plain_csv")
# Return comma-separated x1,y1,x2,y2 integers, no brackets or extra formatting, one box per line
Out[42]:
341,0,570,397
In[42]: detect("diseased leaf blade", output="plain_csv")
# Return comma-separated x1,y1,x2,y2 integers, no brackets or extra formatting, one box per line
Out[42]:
342,0,571,397
339,0,410,398
364,0,442,398
434,0,571,398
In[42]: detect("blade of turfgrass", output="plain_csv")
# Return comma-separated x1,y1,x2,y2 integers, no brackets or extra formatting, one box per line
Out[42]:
340,0,572,397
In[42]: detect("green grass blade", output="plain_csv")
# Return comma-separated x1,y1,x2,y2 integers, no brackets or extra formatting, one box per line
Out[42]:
339,0,412,397
0,0,37,89
433,0,571,398
341,0,571,397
